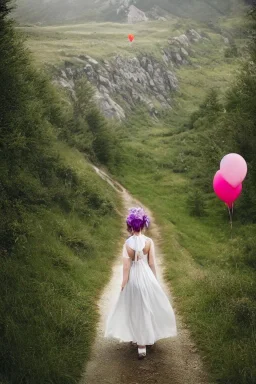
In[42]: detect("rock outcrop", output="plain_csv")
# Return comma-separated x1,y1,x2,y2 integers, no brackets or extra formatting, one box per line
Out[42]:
163,29,204,66
55,29,204,120
115,1,169,23
127,5,148,24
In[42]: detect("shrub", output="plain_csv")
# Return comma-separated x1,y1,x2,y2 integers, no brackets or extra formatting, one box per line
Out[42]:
187,189,207,217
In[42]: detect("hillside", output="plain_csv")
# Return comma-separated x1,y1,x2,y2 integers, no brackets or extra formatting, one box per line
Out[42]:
13,0,247,24
2,0,256,382
109,7,256,384
0,3,123,383
18,14,248,120
16,4,255,382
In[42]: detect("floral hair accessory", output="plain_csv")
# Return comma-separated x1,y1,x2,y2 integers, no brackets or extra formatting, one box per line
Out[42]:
126,207,150,232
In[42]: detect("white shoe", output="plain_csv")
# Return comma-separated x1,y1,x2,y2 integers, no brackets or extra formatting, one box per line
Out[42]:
138,347,146,360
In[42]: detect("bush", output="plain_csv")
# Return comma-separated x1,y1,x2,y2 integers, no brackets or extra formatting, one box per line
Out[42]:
188,89,223,129
241,236,256,269
187,189,207,217
61,77,122,170
230,297,256,326
224,43,239,58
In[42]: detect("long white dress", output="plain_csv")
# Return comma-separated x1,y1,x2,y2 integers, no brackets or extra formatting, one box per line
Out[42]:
105,234,177,346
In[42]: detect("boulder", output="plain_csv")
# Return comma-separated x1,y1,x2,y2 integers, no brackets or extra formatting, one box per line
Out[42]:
127,5,148,24
187,29,202,42
172,34,190,47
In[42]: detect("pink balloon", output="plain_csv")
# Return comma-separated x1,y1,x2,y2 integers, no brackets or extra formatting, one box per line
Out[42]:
213,170,242,208
220,153,247,188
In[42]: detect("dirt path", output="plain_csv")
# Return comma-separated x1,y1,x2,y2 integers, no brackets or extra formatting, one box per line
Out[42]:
80,167,210,384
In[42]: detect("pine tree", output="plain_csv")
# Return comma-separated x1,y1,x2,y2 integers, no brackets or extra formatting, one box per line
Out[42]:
0,0,64,251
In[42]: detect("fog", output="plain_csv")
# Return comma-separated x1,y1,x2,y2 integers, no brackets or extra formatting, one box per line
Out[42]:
13,0,245,25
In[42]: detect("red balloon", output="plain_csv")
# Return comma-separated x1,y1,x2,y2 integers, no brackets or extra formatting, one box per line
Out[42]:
128,34,134,42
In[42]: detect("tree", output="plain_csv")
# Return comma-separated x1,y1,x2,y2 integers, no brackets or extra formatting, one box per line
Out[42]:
189,88,223,129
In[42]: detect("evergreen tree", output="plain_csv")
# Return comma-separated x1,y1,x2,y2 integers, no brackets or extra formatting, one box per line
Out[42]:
186,7,256,218
223,6,256,222
0,0,62,251
189,88,223,129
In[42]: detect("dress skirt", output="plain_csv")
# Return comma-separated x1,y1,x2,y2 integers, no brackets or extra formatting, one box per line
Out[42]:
105,258,177,346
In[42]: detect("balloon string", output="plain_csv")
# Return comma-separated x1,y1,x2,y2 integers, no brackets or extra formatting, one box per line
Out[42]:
228,206,233,239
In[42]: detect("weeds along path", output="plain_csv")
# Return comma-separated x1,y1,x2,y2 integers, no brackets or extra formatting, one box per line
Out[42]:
81,167,210,384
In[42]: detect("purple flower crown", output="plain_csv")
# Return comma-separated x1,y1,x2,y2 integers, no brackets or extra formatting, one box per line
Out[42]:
126,207,150,232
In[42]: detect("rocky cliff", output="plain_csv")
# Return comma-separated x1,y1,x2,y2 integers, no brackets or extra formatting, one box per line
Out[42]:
55,29,204,120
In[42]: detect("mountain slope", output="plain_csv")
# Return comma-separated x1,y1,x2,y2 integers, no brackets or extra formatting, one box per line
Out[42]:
13,0,246,24
0,3,122,383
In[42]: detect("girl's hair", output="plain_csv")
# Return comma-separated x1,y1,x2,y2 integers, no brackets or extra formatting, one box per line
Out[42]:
126,207,150,233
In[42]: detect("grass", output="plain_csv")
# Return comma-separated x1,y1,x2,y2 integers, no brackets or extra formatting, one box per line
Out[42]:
1,143,122,384
12,14,255,383
113,59,256,381
106,17,255,379
17,20,176,64
115,125,256,383
17,15,248,65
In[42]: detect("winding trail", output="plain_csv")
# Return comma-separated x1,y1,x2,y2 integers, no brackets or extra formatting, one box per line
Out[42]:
81,167,210,384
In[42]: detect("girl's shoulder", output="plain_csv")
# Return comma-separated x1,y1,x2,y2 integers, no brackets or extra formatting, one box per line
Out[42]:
124,235,152,245
144,235,152,243
125,235,132,244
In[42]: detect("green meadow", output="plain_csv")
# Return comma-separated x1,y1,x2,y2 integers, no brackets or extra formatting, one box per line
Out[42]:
18,15,247,64
113,53,256,382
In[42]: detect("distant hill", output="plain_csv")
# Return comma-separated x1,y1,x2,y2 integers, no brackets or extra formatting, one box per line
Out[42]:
13,0,247,25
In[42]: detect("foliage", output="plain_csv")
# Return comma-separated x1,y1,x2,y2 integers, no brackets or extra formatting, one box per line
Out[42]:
187,189,207,217
224,41,239,57
188,88,223,130
73,78,122,169
189,7,256,222
0,3,121,384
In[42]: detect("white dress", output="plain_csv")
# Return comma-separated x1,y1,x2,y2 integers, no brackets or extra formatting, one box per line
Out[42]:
105,234,177,345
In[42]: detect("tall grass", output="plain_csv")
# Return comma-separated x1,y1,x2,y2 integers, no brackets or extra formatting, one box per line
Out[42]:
0,5,122,382
113,47,256,382
114,131,256,383
0,145,122,384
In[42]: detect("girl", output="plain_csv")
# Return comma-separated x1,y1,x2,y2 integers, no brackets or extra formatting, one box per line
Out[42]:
105,207,177,359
